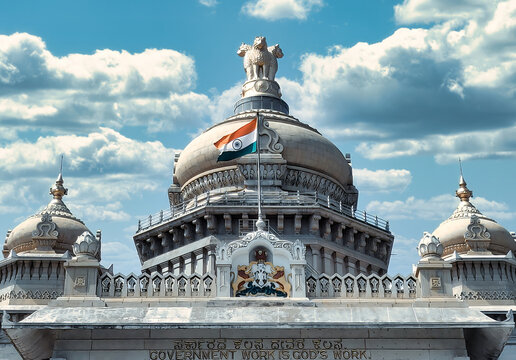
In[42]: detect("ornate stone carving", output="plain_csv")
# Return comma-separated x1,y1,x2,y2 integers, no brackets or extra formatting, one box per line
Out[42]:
291,240,306,261
32,213,58,239
73,231,100,259
283,167,358,206
0,289,63,301
182,169,245,200
237,36,283,82
464,215,491,252
456,290,516,301
238,163,286,181
417,232,443,260
260,120,283,153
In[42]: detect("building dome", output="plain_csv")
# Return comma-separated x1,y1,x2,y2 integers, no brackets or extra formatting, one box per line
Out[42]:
3,173,92,256
174,112,356,200
171,36,358,208
433,176,516,257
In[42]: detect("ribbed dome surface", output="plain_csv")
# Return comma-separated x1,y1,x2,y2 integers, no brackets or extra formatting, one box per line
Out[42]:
174,112,354,193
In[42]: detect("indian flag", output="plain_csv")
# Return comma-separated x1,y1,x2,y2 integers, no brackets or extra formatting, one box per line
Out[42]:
214,118,258,162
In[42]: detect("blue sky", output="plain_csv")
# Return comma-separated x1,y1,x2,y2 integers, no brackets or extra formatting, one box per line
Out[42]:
0,0,515,275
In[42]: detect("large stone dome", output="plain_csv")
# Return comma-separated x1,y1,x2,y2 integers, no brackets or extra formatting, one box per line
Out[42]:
433,176,516,257
173,111,358,206
3,173,92,256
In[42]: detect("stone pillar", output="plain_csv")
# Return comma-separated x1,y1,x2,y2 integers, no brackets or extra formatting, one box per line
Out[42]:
172,258,181,275
193,249,204,275
322,248,334,275
277,214,284,234
345,228,356,248
335,254,344,274
206,246,216,274
63,257,101,298
294,215,302,235
415,232,453,298
223,214,232,234
310,245,322,274
323,219,332,241
336,224,344,245
183,253,193,275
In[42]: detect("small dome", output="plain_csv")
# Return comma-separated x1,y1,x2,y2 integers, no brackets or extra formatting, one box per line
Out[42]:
3,173,92,256
433,176,516,257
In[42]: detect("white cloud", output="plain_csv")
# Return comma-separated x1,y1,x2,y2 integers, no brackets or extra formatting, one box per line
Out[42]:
356,123,516,163
269,1,516,164
199,0,218,7
353,168,412,192
0,127,174,178
366,193,515,221
0,32,208,134
242,0,323,21
394,0,491,25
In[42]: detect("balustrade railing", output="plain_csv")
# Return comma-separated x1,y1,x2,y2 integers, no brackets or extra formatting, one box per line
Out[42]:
97,271,418,299
306,273,418,299
98,272,215,298
136,190,389,233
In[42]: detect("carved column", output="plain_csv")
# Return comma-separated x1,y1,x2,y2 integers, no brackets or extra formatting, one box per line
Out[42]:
193,249,204,275
323,219,332,241
294,215,302,235
310,245,322,274
336,224,345,245
322,248,334,275
171,258,181,275
204,246,216,274
242,213,250,233
183,253,193,275
277,214,284,234
347,258,357,275
223,214,232,234
335,254,344,275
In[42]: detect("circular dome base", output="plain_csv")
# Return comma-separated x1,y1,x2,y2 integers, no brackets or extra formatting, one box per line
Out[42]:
234,96,289,115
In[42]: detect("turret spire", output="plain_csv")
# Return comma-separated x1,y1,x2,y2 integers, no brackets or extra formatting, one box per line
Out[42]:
50,156,68,200
456,160,472,202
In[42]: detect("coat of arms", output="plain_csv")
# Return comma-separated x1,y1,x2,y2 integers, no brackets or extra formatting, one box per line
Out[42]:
232,249,291,297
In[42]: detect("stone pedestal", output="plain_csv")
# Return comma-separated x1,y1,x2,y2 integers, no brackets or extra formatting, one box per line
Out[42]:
415,261,453,298
63,257,100,297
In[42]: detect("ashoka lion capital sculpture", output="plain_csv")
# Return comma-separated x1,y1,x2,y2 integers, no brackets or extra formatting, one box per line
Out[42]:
238,36,283,82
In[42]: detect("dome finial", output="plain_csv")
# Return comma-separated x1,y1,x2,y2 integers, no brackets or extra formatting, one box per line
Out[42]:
50,155,68,200
456,158,472,202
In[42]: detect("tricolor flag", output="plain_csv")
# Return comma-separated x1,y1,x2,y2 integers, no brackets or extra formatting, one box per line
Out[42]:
214,118,258,162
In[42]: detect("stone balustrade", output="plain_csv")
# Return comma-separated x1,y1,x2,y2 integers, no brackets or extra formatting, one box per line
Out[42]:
306,273,418,299
96,271,418,300
98,272,216,298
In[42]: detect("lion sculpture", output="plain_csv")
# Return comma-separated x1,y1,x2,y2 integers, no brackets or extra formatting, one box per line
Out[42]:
237,36,283,82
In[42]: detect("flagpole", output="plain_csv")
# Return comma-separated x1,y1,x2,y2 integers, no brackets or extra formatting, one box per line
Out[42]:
256,112,265,231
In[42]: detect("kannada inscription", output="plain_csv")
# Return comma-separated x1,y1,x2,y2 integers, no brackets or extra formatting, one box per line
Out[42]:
149,339,370,360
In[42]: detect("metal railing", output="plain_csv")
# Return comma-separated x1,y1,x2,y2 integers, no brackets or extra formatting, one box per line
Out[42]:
136,190,389,233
